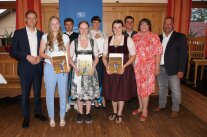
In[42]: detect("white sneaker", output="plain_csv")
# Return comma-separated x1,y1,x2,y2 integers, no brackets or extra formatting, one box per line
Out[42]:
74,103,78,111
66,103,70,112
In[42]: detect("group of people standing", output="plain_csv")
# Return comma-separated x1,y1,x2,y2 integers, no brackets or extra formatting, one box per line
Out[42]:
10,10,187,128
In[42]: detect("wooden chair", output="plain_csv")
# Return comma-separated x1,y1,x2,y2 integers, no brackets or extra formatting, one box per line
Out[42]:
186,37,207,87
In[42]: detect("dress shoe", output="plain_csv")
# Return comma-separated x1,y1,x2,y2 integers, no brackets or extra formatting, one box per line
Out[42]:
152,106,166,112
34,113,48,121
22,118,30,128
171,111,178,118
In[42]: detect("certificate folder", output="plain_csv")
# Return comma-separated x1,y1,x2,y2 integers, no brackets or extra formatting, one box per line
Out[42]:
108,53,123,74
52,55,69,74
77,54,93,76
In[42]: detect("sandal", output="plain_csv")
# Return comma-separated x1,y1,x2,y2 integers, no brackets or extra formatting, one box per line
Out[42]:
60,118,65,127
132,109,142,115
50,119,56,127
116,115,123,124
139,115,147,122
109,113,117,121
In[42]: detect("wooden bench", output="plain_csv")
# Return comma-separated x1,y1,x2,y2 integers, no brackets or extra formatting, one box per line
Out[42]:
0,78,21,97
0,53,49,98
0,54,22,97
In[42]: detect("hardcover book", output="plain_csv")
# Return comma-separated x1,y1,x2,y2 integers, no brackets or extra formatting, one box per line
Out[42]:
52,54,69,74
108,53,123,74
77,54,93,76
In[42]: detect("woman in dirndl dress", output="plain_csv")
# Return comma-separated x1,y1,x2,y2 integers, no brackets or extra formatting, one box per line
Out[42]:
102,19,137,123
70,21,100,124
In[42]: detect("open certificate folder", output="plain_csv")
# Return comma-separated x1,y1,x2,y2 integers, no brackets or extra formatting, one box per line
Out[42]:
108,53,123,74
77,54,93,76
52,53,69,74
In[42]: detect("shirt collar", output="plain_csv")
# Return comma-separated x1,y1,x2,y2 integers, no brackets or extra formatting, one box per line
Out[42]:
163,30,173,38
26,26,37,35
66,31,74,36
126,31,133,36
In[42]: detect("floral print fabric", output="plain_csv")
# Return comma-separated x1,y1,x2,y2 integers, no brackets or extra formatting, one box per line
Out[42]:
133,32,162,97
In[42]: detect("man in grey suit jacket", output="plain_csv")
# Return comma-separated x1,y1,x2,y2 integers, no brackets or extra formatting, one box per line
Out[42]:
153,17,187,118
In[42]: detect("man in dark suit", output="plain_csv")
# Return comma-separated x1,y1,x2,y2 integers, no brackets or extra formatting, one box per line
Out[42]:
153,17,187,118
122,16,137,37
63,18,79,112
10,10,47,128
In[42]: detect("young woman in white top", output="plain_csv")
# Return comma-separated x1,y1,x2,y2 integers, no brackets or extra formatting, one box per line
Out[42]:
39,16,70,127
102,20,137,123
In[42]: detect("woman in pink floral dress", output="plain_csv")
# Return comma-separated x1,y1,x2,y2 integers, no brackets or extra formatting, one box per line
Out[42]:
132,18,162,122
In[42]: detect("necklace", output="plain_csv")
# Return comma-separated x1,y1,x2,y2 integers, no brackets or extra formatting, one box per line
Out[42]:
113,35,122,46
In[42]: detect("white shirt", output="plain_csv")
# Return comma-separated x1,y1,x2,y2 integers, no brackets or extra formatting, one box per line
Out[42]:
103,35,136,56
26,26,37,57
89,29,107,56
41,33,70,64
70,36,99,61
127,31,133,37
160,31,173,65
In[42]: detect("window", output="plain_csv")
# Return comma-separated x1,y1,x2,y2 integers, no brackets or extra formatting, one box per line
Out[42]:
0,1,15,46
190,8,207,37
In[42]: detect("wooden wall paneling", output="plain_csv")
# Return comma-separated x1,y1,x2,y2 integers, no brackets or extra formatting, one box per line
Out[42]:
41,3,59,33
129,8,166,34
103,3,167,36
0,1,16,9
103,6,127,36
40,3,167,35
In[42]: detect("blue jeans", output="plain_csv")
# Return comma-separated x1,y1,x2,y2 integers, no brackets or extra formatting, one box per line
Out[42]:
157,66,181,112
44,63,68,119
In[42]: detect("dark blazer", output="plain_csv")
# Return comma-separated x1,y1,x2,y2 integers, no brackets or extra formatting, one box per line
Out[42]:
10,28,44,77
64,32,79,44
122,30,137,37
159,31,188,76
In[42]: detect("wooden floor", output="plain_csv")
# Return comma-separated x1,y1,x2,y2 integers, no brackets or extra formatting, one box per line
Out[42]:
0,96,207,137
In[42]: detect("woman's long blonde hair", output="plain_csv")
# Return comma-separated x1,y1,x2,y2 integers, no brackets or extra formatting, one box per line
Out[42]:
47,16,65,52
